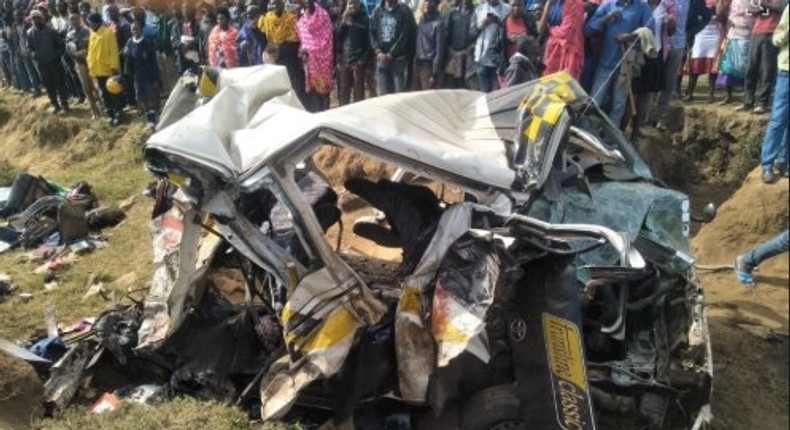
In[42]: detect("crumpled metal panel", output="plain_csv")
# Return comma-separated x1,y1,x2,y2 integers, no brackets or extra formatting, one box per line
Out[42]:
395,203,473,402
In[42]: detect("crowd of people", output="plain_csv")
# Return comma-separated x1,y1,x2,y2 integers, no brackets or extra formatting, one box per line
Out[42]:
0,0,786,171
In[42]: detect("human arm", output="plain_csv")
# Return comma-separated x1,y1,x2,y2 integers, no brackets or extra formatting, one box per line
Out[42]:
686,0,712,40
432,16,446,78
584,2,618,36
773,6,788,47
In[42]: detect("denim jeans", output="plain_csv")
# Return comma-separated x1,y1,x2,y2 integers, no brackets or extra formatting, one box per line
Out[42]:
656,48,684,123
14,54,40,91
376,56,407,96
591,65,628,128
761,70,789,171
742,230,789,271
477,64,498,93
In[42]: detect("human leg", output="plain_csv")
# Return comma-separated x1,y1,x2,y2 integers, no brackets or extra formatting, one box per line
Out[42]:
684,74,699,100
337,62,351,105
477,65,497,93
736,230,790,283
741,33,761,109
351,61,366,103
590,66,614,114
760,70,789,181
376,60,393,96
608,72,629,129
76,63,101,117
756,37,778,112
391,57,407,93
656,49,683,127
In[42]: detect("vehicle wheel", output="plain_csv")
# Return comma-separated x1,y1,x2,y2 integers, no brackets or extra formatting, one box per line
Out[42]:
460,384,527,430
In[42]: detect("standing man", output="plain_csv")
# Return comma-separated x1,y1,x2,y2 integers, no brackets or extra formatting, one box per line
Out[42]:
67,12,101,117
86,12,122,125
438,0,475,88
10,8,40,96
170,5,200,74
370,0,416,95
469,0,509,92
258,0,303,99
154,3,177,93
28,9,69,113
335,0,370,104
759,5,788,183
584,0,652,128
414,0,442,89
738,0,788,114
237,5,266,66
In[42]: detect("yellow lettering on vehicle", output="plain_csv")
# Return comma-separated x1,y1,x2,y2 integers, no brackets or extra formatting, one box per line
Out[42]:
543,313,587,391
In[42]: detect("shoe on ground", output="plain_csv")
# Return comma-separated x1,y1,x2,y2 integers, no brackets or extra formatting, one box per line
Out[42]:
761,168,778,184
50,106,61,114
655,121,668,131
734,255,754,284
734,104,752,112
145,122,156,133
772,164,789,178
753,105,767,114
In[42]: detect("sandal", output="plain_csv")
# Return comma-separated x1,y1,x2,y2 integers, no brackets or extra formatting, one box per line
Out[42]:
734,255,754,284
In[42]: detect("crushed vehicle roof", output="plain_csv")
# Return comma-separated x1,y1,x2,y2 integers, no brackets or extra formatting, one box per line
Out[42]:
145,65,542,190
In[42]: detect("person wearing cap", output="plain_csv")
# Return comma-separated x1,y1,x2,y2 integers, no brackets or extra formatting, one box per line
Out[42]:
28,9,70,113
87,12,122,125
236,5,266,66
67,11,101,117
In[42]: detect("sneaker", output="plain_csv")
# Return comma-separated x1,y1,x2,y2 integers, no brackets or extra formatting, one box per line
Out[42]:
773,164,789,178
145,122,156,133
753,105,767,114
761,169,778,184
735,104,753,112
734,255,754,284
655,121,668,131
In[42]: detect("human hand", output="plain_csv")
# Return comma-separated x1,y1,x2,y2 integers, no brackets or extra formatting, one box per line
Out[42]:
606,8,622,22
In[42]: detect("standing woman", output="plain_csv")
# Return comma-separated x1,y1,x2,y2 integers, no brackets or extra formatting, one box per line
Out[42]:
208,7,240,68
682,0,723,101
295,0,334,111
538,0,584,80
715,0,753,104
124,20,161,130
633,0,676,131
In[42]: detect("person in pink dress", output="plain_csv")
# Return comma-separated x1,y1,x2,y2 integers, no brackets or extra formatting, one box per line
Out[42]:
207,7,239,68
296,0,334,112
538,0,585,80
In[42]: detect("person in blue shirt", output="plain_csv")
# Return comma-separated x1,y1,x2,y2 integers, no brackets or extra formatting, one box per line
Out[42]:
584,0,652,128
237,5,266,65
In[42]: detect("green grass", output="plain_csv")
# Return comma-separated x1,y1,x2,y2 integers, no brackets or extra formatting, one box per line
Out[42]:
34,398,307,430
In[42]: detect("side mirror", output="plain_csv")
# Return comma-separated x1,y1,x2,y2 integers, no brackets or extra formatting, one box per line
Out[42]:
691,202,717,224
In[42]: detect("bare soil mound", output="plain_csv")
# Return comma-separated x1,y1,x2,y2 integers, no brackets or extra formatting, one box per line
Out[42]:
0,351,44,429
692,167,789,267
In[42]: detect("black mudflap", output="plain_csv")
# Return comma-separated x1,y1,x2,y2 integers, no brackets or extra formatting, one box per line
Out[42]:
510,255,597,430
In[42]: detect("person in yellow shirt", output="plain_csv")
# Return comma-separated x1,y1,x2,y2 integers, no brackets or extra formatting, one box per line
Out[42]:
759,5,788,183
258,0,304,100
86,12,123,126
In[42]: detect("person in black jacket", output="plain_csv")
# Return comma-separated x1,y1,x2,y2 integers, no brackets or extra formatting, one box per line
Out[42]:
437,0,475,88
414,0,442,89
370,0,415,95
28,10,69,113
170,5,201,74
336,0,370,104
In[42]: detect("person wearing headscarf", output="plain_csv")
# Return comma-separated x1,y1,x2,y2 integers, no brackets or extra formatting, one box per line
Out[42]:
208,6,239,68
296,0,334,111
538,0,584,79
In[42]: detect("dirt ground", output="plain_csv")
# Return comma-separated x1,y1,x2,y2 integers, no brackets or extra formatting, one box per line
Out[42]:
0,91,787,430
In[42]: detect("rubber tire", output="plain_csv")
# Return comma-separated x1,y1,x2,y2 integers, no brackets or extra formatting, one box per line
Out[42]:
459,384,528,430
